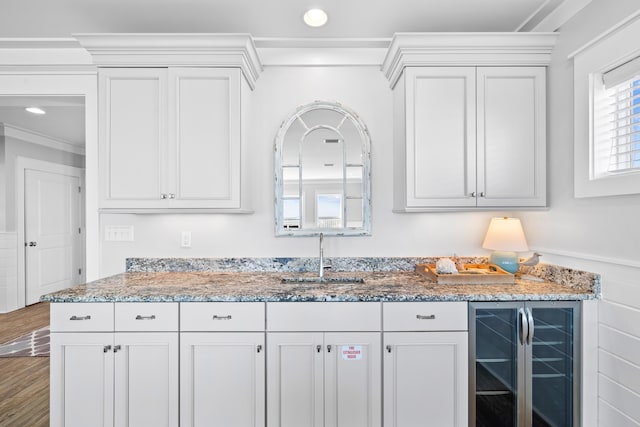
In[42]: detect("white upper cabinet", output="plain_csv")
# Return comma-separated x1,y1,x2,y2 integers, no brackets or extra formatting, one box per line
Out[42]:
99,67,246,211
78,34,262,212
382,33,556,211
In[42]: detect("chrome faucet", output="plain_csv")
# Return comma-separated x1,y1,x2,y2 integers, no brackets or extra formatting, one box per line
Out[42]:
319,233,325,279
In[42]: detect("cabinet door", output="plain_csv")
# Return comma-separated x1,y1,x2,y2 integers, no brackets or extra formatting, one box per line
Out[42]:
403,67,477,208
181,332,265,427
526,302,579,427
113,332,179,427
267,332,324,427
477,67,546,207
167,68,241,208
383,332,467,427
470,303,526,427
324,332,381,427
99,68,168,208
50,332,114,427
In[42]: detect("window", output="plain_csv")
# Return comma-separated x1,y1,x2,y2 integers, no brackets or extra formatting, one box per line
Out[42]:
595,60,640,175
572,13,640,197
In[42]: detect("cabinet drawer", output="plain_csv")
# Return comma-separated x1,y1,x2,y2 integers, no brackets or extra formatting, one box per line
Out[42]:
181,302,265,331
115,303,179,331
383,302,468,331
267,302,381,331
51,303,114,332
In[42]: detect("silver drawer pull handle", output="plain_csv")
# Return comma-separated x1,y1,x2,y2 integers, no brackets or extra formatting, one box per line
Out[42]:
212,315,232,320
135,315,156,320
416,314,436,320
103,345,111,353
386,345,392,353
113,345,121,353
70,315,91,321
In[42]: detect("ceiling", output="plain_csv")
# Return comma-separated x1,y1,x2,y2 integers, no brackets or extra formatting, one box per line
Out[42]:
0,0,572,146
1,0,566,38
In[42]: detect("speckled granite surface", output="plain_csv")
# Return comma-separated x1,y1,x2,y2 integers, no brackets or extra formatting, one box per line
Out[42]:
41,257,600,303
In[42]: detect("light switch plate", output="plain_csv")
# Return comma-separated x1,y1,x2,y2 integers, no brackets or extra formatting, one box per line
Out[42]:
104,225,134,242
181,231,191,248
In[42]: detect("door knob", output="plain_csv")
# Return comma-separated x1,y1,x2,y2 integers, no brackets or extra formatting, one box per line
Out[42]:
28,242,37,247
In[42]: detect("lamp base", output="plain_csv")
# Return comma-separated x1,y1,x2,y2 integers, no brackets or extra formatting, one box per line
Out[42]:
489,251,519,274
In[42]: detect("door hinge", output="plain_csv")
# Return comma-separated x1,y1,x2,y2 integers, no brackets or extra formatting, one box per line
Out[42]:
78,227,82,234
78,186,81,193
78,268,82,275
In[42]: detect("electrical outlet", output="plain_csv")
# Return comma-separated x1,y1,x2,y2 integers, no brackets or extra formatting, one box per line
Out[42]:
181,231,191,248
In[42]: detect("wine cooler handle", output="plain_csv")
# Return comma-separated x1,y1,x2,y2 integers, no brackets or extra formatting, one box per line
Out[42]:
518,308,528,346
525,307,535,345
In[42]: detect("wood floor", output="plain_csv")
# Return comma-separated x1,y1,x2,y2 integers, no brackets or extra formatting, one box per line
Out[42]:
0,302,49,427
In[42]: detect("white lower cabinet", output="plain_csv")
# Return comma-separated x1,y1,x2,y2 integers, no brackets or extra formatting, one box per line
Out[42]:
50,331,179,427
383,302,469,427
180,333,265,427
266,302,382,427
267,332,381,427
50,303,179,427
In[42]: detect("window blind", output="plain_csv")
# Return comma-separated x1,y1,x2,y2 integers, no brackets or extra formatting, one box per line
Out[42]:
605,75,640,172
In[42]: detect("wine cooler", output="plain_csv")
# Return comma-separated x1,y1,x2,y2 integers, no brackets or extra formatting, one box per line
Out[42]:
469,301,580,427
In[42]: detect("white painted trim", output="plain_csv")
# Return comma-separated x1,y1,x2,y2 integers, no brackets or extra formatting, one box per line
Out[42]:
568,9,640,59
0,38,93,66
15,157,84,309
257,48,388,67
532,0,594,32
0,123,85,155
530,246,640,269
514,0,555,32
0,73,99,281
572,14,640,198
73,33,263,90
381,33,558,88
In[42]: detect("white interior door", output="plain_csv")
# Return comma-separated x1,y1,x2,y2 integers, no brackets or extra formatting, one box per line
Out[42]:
25,168,82,304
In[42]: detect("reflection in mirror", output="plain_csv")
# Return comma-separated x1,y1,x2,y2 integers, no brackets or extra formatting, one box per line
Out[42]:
275,101,371,236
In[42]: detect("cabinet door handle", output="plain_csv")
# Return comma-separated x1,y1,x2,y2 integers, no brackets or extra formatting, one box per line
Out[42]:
471,192,477,197
212,315,232,320
525,308,535,345
103,345,111,353
69,315,91,321
256,344,262,353
135,314,156,320
316,345,322,353
386,345,392,353
416,314,436,320
160,193,168,199
168,193,175,199
479,192,485,197
327,345,332,353
113,345,122,353
518,308,529,346
28,241,37,247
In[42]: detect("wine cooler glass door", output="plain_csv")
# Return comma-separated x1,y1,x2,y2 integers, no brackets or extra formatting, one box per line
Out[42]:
527,302,580,427
471,303,526,427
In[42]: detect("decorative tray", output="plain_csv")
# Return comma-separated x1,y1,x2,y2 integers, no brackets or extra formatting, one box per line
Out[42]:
415,263,515,285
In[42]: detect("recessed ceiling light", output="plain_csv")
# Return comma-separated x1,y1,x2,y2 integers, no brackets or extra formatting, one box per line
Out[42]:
304,9,328,27
25,107,46,115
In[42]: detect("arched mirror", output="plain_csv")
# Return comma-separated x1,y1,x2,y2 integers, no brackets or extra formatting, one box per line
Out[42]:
274,101,371,236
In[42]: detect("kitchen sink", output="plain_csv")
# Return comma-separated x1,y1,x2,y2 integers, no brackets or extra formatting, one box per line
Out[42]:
281,276,365,284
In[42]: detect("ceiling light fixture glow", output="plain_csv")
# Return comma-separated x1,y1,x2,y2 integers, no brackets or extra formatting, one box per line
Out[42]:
25,107,46,115
304,9,328,27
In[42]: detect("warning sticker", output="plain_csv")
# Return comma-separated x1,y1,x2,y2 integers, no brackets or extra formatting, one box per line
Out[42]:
341,345,362,361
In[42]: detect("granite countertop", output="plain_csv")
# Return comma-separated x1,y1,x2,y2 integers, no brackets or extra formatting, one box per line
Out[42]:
41,259,599,303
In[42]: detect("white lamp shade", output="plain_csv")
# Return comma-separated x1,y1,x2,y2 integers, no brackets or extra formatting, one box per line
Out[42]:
482,217,529,252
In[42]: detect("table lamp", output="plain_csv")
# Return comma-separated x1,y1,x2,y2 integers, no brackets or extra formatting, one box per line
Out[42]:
482,217,528,274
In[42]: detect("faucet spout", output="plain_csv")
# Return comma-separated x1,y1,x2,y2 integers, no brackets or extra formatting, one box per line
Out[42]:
319,233,324,279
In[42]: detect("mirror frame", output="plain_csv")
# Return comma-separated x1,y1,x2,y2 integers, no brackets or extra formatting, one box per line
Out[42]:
274,100,371,236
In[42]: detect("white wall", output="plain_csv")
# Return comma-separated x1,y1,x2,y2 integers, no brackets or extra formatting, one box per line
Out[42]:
0,232,17,313
100,65,505,276
519,0,640,424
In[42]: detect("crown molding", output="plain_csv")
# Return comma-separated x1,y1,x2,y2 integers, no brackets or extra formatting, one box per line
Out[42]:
381,32,558,88
73,33,263,89
0,38,93,67
0,123,85,156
